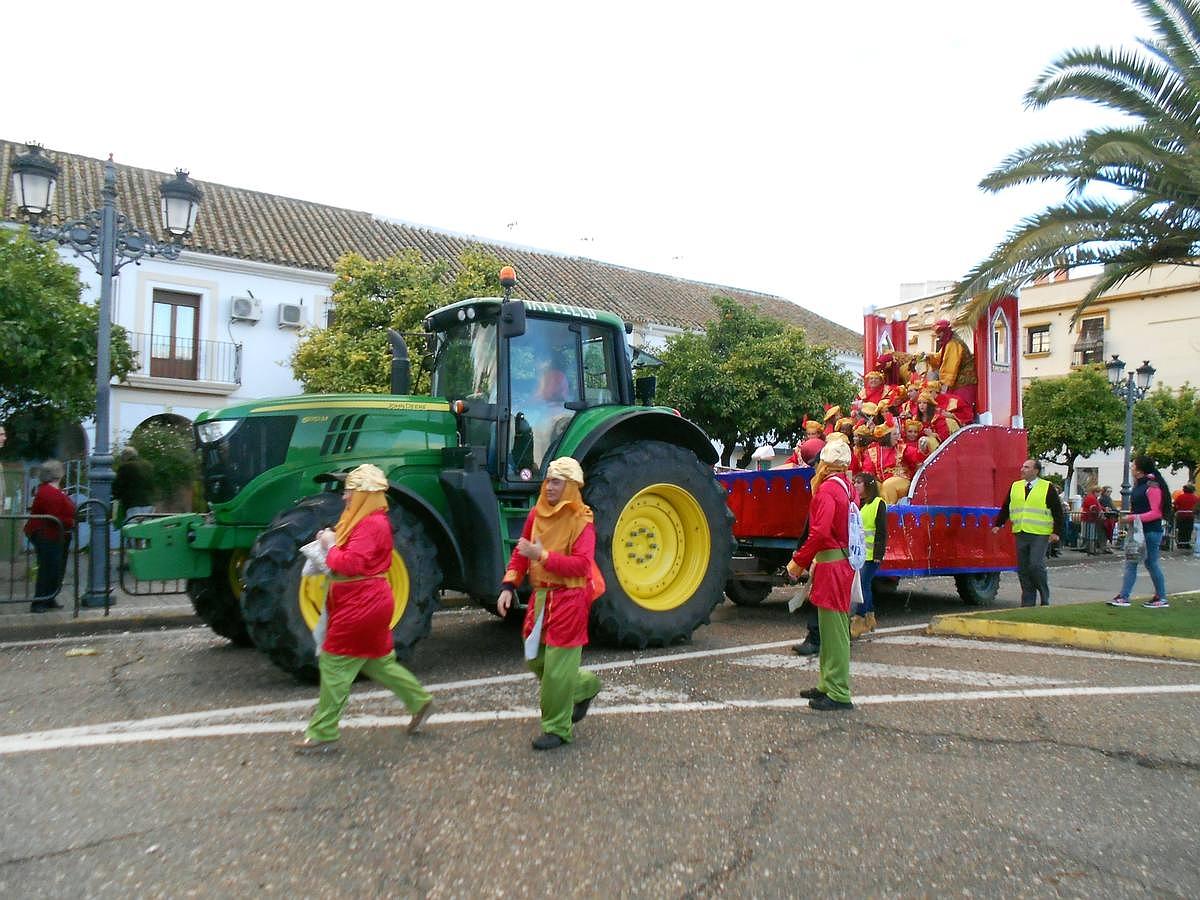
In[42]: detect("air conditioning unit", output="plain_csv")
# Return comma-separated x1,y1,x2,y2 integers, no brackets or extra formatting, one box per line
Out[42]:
231,296,262,323
278,302,304,328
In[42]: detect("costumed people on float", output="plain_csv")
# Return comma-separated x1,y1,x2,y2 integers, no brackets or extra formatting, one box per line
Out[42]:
924,319,978,415
786,441,855,711
864,425,910,504
822,404,842,436
850,424,872,475
295,464,434,755
498,457,603,750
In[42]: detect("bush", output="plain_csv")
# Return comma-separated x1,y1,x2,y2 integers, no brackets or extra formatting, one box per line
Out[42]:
128,424,198,503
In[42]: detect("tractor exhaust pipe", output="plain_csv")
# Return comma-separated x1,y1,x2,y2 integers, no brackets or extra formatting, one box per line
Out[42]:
388,329,411,395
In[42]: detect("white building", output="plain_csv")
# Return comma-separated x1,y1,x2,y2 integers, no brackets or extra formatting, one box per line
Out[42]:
1,139,863,459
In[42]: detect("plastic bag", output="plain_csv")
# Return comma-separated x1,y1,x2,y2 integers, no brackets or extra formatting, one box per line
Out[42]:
787,578,812,613
1124,519,1145,562
300,540,330,577
850,570,864,612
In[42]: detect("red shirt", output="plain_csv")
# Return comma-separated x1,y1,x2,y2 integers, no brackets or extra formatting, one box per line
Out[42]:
504,509,597,649
791,473,855,613
1174,491,1197,514
1082,493,1102,522
25,483,76,541
323,509,397,658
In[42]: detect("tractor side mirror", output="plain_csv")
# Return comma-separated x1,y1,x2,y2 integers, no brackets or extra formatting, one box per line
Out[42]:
500,300,526,338
635,375,657,406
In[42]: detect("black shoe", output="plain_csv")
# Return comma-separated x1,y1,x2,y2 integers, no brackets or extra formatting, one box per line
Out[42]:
532,733,566,751
809,695,854,711
792,640,820,656
30,602,48,613
572,694,596,724
45,600,64,610
799,687,826,700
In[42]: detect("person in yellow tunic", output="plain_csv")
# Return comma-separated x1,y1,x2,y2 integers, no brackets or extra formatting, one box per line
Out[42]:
924,319,978,415
498,457,602,750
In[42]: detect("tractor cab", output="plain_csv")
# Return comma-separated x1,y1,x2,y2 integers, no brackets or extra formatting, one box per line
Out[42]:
424,272,635,490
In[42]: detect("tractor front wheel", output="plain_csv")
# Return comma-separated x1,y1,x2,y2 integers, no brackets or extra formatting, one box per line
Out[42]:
955,571,1000,606
240,492,441,682
188,549,253,646
585,440,734,648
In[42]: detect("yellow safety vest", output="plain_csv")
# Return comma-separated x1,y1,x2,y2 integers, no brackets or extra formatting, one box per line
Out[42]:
859,497,884,558
1009,480,1054,535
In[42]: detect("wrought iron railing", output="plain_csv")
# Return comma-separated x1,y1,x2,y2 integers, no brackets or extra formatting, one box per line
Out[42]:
128,331,242,385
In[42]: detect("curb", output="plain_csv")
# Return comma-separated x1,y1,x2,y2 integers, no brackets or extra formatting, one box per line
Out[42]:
0,609,200,642
928,613,1200,662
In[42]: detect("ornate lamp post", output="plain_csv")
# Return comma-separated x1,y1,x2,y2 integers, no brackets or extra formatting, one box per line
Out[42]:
1105,354,1156,511
10,143,202,607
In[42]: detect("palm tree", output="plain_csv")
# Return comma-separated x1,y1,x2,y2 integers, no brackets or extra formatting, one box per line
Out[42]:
953,0,1200,323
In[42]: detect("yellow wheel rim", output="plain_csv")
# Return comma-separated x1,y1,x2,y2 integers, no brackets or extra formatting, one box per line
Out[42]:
227,549,248,601
612,483,711,611
299,549,410,630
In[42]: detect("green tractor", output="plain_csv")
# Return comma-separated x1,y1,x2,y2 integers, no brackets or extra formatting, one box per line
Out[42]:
126,271,733,681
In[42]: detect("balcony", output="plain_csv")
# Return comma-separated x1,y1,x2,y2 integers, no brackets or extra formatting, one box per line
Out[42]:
124,332,242,393
1071,336,1105,368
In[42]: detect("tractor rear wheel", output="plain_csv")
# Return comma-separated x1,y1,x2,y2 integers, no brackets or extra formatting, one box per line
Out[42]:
187,549,253,646
240,492,441,682
955,571,1000,606
585,440,734,648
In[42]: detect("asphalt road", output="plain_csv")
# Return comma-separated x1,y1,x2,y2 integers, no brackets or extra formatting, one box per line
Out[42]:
2,558,1199,898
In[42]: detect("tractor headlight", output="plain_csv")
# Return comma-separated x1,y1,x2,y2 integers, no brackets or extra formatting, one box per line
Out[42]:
196,419,241,445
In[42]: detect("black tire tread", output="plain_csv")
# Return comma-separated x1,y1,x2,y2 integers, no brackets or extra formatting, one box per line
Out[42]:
187,550,253,646
955,571,1000,606
240,493,441,682
724,579,772,606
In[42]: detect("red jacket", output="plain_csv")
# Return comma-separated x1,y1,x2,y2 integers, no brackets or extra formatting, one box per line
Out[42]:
504,509,597,649
791,472,854,613
26,483,76,541
1082,493,1102,522
323,509,396,658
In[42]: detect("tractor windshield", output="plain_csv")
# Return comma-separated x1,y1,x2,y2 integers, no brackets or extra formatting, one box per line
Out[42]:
431,318,498,402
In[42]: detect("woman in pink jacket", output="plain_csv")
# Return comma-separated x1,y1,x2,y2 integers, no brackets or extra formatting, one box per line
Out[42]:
1108,456,1172,609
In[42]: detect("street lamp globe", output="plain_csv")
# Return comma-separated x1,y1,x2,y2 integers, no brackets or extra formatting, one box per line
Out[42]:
1105,354,1126,386
1135,360,1156,392
159,169,203,238
10,143,60,217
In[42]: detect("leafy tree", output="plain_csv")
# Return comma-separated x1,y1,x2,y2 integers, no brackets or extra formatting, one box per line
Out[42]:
656,297,856,466
952,0,1200,322
1023,367,1125,492
0,228,134,440
1140,382,1200,481
291,247,503,394
128,421,199,506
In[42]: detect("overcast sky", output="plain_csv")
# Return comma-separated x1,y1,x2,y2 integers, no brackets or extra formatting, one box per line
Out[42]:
5,0,1149,329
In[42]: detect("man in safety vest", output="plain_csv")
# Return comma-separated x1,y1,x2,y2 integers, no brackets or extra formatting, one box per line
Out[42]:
991,459,1064,606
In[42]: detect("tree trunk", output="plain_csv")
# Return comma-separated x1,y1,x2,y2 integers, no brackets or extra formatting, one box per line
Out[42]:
719,439,734,468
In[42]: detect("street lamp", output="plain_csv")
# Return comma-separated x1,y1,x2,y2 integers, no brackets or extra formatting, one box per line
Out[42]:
1105,354,1156,511
10,143,202,607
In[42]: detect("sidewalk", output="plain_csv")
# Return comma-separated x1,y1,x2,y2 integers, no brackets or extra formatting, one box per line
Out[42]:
0,583,197,642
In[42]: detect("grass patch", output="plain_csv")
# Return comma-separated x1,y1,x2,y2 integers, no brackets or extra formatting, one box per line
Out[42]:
976,592,1200,640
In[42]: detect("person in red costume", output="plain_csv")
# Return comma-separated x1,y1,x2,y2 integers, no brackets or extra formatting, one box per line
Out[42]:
295,464,434,755
25,459,76,612
498,456,603,750
786,440,855,711
850,424,872,475
857,371,886,406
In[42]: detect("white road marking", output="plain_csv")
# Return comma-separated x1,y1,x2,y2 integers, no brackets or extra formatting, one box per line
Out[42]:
731,654,1080,687
3,683,1199,755
874,634,1200,667
0,628,931,745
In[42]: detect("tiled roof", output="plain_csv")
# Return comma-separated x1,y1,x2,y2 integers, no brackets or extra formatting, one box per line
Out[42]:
1,140,861,352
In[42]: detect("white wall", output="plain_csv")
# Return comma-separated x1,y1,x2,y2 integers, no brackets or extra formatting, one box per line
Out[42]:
61,246,333,451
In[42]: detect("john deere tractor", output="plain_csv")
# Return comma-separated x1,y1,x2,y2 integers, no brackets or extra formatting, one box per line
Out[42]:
126,270,733,681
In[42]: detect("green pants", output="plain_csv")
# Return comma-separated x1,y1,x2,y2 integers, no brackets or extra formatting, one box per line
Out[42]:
816,608,851,703
306,651,431,743
527,644,601,741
